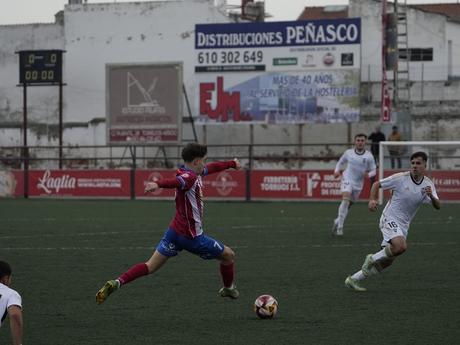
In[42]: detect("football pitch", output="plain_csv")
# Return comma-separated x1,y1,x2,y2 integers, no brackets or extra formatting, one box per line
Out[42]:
1,199,459,345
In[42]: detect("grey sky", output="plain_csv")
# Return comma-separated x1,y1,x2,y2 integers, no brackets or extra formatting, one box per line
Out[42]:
0,0,457,25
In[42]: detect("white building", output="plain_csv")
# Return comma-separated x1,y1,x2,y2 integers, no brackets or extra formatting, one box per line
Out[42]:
0,0,459,167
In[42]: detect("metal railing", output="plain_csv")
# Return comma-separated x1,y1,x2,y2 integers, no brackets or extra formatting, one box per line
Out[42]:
1,143,459,171
0,143,351,171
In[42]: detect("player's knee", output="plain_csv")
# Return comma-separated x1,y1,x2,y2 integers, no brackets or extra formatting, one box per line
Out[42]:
392,242,407,255
398,242,407,254
221,246,235,263
342,194,351,202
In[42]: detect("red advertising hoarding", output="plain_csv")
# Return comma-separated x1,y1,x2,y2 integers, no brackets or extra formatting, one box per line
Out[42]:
27,170,131,197
429,171,460,201
2,169,460,201
135,170,246,199
202,170,246,198
251,170,371,200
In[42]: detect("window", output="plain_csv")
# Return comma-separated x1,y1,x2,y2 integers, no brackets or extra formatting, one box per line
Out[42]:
398,48,433,61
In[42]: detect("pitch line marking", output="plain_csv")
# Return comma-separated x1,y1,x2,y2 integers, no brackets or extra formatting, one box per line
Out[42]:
1,242,457,251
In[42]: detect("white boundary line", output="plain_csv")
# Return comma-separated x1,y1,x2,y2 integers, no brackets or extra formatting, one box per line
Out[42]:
0,218,455,240
0,241,458,251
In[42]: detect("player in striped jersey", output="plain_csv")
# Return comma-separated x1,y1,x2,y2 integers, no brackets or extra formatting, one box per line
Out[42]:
332,134,377,236
96,143,242,304
345,151,441,291
0,261,23,345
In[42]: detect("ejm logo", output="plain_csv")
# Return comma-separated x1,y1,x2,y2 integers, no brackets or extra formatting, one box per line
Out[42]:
199,77,251,122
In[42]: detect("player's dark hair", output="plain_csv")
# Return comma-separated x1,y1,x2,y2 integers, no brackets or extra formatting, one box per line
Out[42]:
410,151,428,162
0,261,12,279
181,143,207,162
355,133,367,139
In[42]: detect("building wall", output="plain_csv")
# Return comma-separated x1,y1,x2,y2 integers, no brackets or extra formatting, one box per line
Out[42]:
63,0,229,126
349,0,383,82
351,0,450,82
0,0,459,162
446,21,460,78
0,23,64,126
407,7,447,81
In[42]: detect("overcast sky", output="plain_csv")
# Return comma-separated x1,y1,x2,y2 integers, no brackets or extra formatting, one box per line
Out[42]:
0,0,457,25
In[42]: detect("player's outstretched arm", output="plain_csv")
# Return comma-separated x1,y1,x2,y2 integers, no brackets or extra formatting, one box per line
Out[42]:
144,181,159,193
205,158,241,175
333,152,347,178
368,181,381,211
8,305,23,345
233,158,242,170
144,178,182,193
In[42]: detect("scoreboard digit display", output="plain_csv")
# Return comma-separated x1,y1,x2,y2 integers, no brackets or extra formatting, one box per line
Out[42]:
19,50,63,85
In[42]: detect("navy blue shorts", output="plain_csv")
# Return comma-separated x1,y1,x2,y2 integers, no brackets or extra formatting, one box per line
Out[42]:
156,228,225,260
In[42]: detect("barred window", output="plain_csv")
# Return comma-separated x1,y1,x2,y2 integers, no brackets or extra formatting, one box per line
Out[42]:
399,48,433,61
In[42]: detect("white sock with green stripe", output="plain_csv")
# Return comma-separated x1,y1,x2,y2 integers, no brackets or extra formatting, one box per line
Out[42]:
352,266,379,281
371,246,393,262
351,270,366,281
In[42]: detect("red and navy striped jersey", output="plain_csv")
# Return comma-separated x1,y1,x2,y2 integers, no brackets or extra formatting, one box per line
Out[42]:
165,161,236,238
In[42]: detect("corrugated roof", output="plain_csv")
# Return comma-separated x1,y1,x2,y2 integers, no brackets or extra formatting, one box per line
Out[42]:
411,3,460,20
297,6,348,21
297,3,460,21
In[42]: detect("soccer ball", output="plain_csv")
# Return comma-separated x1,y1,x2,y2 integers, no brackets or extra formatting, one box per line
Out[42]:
254,294,278,319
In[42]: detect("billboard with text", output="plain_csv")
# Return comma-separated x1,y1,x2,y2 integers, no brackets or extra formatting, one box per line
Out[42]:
2,169,459,201
28,170,131,197
194,19,361,124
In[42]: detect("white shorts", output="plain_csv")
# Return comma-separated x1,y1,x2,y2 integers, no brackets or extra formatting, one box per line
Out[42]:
379,215,408,247
340,179,362,201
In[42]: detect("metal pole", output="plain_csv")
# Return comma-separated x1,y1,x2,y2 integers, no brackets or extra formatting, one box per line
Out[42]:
298,123,303,169
182,84,198,142
246,124,254,201
23,83,29,198
130,145,136,200
59,80,63,169
393,0,398,108
421,63,424,101
23,84,27,150
368,64,371,102
22,83,29,199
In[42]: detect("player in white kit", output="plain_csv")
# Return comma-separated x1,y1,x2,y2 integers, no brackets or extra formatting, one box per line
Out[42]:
332,134,376,236
0,261,23,345
345,151,441,291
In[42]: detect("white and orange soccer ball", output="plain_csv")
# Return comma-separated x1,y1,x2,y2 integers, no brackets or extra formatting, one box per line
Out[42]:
254,294,278,319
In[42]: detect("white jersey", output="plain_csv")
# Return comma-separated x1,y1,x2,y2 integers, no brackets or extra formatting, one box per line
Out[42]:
335,149,376,190
380,172,439,231
0,283,22,327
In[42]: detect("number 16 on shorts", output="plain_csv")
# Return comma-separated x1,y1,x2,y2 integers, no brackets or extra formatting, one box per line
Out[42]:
387,221,398,232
